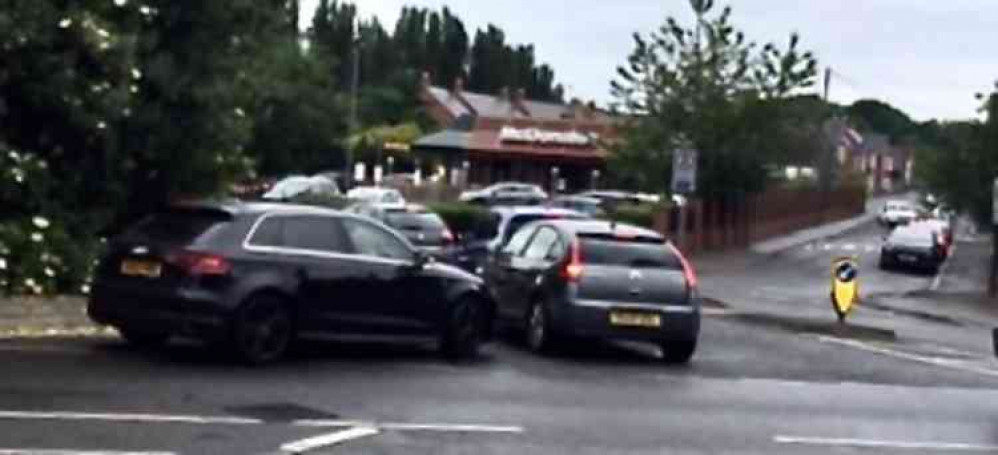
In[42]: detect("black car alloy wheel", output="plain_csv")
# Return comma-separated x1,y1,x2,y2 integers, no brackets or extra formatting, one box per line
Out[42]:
441,296,483,360
526,300,555,353
232,294,293,365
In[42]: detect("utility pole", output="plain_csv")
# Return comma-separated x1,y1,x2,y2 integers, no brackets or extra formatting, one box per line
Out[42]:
346,34,360,188
819,68,837,221
990,178,998,297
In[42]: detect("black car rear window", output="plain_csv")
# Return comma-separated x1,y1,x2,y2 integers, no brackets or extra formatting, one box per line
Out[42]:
506,213,581,241
579,236,681,270
385,212,446,231
128,209,232,245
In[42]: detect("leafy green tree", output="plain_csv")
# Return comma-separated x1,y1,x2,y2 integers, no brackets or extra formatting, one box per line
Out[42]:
438,8,469,85
610,1,818,196
848,99,917,144
917,90,998,226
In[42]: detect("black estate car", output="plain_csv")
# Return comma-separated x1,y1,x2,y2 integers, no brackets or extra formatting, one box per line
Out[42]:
484,219,700,363
879,224,946,274
88,201,494,364
348,203,455,257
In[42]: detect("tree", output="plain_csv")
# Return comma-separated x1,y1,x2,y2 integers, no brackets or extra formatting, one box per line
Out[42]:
848,99,916,144
438,8,468,85
916,90,998,227
610,1,818,196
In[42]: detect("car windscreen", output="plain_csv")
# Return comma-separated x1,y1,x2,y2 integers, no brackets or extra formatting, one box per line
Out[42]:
126,209,233,245
385,212,446,231
579,236,682,270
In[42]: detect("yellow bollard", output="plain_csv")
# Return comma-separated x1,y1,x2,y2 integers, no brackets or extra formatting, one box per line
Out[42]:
831,256,860,323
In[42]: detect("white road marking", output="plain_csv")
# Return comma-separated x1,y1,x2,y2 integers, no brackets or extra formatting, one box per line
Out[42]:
822,244,832,251
804,244,814,251
816,336,998,379
0,451,174,455
280,426,379,454
865,244,878,252
774,435,998,451
0,410,262,426
842,243,857,251
292,419,524,434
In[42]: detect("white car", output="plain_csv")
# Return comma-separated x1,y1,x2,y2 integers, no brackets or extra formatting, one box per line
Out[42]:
878,200,918,227
458,182,548,204
346,186,406,208
262,175,340,200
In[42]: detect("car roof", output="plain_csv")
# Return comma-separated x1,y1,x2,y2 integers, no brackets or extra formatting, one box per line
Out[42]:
545,219,664,241
490,205,586,217
170,200,342,217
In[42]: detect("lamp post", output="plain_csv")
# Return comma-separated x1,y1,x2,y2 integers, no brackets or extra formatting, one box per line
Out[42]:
345,29,360,188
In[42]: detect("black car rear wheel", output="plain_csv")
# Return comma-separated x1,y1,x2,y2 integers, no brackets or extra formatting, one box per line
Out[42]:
660,339,697,364
231,294,293,365
526,301,558,354
118,327,170,348
440,296,483,360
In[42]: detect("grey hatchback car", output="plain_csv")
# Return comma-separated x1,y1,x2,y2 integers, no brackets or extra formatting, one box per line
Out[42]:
485,219,700,363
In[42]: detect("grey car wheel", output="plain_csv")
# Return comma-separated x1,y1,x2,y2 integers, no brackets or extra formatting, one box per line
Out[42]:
526,301,557,353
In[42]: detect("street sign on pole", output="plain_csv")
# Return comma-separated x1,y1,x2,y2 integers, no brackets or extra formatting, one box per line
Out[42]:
671,149,698,195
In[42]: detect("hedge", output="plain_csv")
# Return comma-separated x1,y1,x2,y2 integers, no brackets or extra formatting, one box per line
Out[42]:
426,202,492,235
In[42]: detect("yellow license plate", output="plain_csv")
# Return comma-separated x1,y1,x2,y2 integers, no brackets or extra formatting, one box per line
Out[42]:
610,312,661,328
120,259,162,278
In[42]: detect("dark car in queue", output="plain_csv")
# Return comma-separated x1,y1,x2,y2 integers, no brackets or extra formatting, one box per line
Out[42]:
879,224,946,274
484,219,700,363
347,203,455,258
443,206,589,275
87,201,494,364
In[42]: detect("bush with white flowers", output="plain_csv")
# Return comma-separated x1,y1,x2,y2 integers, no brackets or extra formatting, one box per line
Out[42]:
0,145,101,296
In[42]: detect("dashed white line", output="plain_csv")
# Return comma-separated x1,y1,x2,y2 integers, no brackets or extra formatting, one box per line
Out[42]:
0,450,174,455
842,243,857,251
280,426,379,454
815,336,998,379
775,435,998,451
292,419,525,434
0,411,262,426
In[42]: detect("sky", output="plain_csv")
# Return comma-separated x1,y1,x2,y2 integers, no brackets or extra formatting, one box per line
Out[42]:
300,0,998,121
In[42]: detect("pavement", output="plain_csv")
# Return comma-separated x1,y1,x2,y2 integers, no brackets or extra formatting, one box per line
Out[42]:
3,195,998,453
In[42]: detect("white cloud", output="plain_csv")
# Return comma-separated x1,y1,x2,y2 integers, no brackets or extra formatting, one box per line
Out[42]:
299,0,998,120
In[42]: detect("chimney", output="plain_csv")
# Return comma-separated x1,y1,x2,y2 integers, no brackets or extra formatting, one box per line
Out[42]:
420,71,432,89
499,86,510,101
513,88,530,116
451,77,465,95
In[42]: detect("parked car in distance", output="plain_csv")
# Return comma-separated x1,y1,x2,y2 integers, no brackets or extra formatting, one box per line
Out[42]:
879,224,945,273
347,203,455,257
88,201,494,364
458,182,548,205
443,206,589,275
262,175,340,201
346,186,406,208
878,200,918,227
576,190,661,208
548,195,605,218
484,219,700,363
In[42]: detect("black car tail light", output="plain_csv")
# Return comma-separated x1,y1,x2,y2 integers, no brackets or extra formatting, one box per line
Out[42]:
561,238,584,282
166,250,232,276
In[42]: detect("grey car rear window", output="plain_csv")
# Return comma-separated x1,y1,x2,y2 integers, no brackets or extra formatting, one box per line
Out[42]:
579,237,681,270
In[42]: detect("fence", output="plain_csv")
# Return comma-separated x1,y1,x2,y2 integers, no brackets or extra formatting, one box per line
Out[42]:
654,187,867,255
